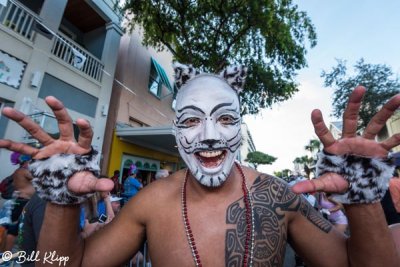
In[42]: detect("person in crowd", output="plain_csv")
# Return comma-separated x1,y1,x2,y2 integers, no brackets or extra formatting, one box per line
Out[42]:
4,152,33,251
381,176,400,225
317,192,348,234
19,191,114,266
80,189,115,233
18,193,45,266
122,164,143,202
110,170,121,196
389,175,400,213
0,63,399,266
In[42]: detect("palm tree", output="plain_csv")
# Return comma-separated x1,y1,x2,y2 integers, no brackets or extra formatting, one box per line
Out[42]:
304,139,321,154
293,155,314,178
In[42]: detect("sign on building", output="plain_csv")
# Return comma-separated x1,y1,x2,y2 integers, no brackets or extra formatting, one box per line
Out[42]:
0,50,26,89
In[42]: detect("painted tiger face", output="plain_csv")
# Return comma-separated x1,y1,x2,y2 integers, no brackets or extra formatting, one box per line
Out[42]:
173,75,242,187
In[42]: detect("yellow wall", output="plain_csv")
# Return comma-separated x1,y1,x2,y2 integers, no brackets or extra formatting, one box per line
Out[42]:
107,131,180,176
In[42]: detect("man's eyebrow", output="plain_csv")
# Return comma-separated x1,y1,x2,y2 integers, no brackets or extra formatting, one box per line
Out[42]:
210,102,236,116
177,105,205,114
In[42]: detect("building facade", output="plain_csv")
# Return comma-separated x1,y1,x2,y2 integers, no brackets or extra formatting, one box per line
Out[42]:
239,122,257,169
0,0,122,178
103,28,181,185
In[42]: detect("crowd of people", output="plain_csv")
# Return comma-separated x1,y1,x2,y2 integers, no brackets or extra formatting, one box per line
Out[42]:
0,157,170,265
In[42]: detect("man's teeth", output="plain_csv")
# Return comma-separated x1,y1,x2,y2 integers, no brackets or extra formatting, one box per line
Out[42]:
199,150,223,158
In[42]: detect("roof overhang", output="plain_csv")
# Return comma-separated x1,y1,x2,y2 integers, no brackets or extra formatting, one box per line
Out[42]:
116,124,179,157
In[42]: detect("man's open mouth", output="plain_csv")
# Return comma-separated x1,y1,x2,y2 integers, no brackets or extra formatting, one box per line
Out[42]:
195,150,227,168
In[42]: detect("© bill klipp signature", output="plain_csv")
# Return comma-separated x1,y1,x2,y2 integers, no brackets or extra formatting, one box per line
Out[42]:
1,250,69,266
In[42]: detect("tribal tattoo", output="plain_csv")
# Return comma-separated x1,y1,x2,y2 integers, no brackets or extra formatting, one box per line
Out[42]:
225,174,332,266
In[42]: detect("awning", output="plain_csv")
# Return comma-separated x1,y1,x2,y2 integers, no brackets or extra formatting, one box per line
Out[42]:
116,124,179,157
151,58,173,92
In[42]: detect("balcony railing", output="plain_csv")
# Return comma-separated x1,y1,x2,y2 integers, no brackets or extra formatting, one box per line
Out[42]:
51,32,104,82
0,0,36,41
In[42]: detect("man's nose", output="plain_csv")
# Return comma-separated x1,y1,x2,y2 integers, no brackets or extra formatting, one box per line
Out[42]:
201,118,221,145
202,139,219,147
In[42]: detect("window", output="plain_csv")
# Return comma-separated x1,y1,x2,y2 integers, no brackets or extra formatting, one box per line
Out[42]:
148,58,173,98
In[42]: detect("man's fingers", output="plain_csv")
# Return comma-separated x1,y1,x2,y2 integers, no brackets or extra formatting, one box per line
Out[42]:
45,96,74,142
94,178,114,192
76,119,93,150
341,86,365,138
0,139,39,156
311,109,336,149
68,172,114,194
2,107,54,146
363,94,400,140
381,133,400,151
291,179,325,194
291,173,349,194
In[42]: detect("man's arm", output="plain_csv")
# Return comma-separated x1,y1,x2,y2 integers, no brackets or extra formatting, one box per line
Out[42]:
345,203,398,266
0,97,146,266
291,87,400,266
38,184,148,266
289,195,398,267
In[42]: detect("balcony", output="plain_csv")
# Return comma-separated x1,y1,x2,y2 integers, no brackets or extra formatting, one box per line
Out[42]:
51,31,104,82
0,0,37,42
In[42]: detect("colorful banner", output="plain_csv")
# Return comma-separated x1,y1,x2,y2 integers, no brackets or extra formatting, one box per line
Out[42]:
0,50,26,89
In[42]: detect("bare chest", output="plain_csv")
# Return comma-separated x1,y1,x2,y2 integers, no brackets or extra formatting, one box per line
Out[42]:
145,181,294,267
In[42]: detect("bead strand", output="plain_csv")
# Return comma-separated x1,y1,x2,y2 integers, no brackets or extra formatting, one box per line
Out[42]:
237,161,255,267
181,163,254,267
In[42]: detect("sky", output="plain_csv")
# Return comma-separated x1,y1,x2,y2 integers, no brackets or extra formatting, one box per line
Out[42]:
243,0,400,175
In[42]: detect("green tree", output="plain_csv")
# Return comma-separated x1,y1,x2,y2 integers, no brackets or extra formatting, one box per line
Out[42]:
321,58,400,129
122,0,317,115
273,169,291,180
293,155,313,178
304,139,321,154
245,151,277,169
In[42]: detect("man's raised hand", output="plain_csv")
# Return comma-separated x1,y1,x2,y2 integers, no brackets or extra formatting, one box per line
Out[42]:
0,96,113,194
292,86,400,194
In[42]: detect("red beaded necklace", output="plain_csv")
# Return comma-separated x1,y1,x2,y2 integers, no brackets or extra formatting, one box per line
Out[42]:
181,162,255,267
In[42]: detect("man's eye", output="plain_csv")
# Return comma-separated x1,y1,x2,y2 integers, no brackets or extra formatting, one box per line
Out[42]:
218,115,235,125
182,118,200,127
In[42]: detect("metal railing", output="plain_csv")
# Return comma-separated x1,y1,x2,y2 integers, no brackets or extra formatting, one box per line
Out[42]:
51,32,104,82
0,0,36,41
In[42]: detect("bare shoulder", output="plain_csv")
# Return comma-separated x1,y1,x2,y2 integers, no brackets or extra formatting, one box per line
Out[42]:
122,170,184,217
139,169,184,198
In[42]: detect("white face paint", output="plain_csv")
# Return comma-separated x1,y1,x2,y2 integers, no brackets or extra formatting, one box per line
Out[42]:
173,75,242,187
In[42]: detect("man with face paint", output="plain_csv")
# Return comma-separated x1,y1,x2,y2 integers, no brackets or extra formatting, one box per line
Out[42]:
0,63,399,267
173,73,243,188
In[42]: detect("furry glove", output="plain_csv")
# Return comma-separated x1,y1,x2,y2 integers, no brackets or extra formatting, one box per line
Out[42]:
29,148,100,205
316,151,395,204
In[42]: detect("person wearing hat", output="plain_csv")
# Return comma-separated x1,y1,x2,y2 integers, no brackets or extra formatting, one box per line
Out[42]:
122,164,143,203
